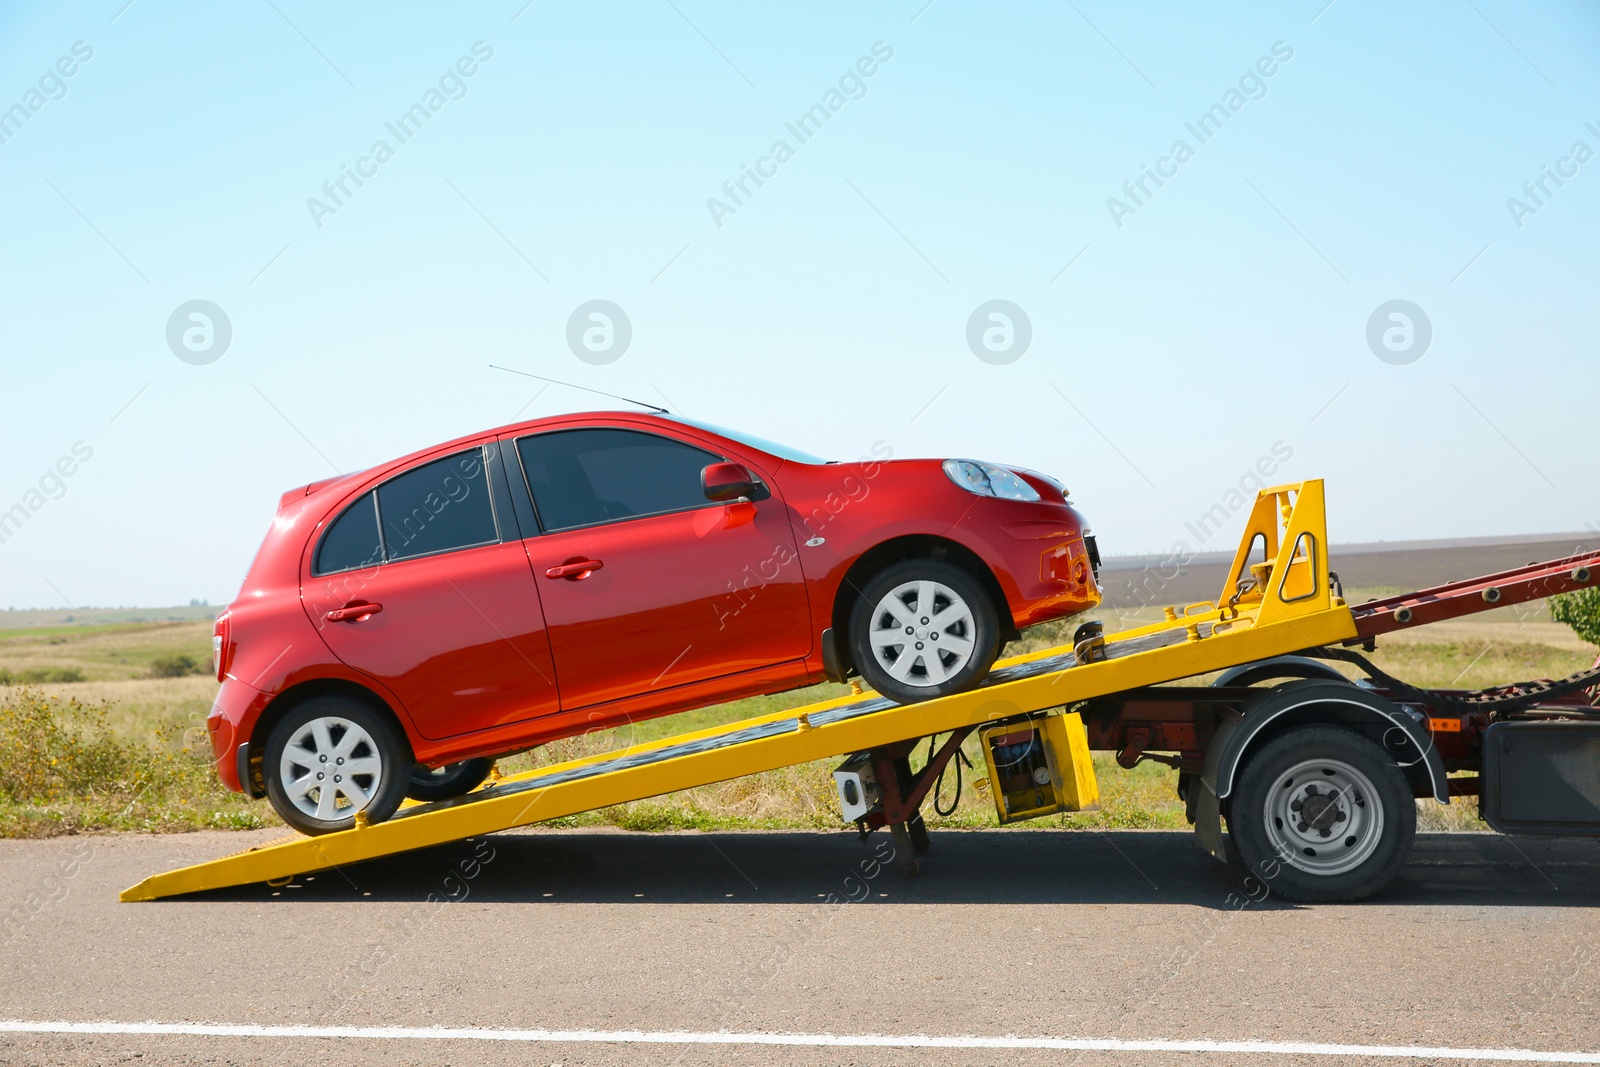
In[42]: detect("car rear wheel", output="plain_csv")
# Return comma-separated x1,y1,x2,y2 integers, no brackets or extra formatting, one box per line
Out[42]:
849,558,1000,703
263,695,411,836
407,757,496,802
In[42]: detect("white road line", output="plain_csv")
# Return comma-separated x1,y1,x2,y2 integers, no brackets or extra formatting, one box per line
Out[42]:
1,1021,1598,1062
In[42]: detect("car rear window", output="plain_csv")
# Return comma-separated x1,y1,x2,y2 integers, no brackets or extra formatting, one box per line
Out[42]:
314,493,383,576
377,450,499,561
517,429,721,532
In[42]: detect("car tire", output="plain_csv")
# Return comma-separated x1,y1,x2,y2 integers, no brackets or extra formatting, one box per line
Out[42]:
407,757,496,802
1228,724,1415,903
849,558,1001,704
263,695,412,836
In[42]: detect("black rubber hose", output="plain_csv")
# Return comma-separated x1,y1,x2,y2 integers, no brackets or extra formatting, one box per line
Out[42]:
927,734,971,818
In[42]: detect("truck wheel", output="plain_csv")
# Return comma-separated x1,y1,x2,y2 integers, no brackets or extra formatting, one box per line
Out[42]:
407,757,496,802
1229,725,1414,903
263,696,411,836
849,558,1000,704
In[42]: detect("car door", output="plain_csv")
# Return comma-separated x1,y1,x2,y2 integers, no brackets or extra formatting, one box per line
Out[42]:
512,426,811,711
303,444,559,741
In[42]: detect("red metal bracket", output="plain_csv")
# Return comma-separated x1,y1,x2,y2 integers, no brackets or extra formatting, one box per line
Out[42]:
1349,549,1600,640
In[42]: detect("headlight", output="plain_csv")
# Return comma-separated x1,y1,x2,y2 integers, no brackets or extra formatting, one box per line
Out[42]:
942,459,1041,502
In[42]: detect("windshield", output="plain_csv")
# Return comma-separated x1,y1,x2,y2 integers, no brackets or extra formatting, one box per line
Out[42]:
663,415,829,465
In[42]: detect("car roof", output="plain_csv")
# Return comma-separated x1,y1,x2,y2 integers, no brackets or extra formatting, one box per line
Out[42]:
283,410,763,508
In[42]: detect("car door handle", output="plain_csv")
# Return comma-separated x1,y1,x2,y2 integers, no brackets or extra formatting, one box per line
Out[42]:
545,559,603,580
325,601,383,622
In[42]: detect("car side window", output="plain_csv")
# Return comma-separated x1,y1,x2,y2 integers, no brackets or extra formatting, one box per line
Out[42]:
314,493,383,576
313,448,500,575
516,429,722,532
377,450,499,562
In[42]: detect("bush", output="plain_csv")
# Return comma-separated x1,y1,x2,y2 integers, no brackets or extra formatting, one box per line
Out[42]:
0,688,131,802
148,654,201,679
0,667,86,685
0,686,262,836
1550,587,1600,648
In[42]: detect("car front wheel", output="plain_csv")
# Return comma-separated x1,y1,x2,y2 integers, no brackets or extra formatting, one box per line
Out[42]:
849,558,1001,703
263,695,411,836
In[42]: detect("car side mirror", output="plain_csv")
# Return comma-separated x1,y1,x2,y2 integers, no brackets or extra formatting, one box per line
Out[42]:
701,461,759,503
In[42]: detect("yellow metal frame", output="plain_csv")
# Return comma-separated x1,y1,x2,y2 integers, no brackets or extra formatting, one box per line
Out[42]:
122,480,1356,901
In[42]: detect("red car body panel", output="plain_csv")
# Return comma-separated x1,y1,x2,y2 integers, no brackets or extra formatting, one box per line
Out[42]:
206,412,1100,790
524,480,812,710
301,538,560,740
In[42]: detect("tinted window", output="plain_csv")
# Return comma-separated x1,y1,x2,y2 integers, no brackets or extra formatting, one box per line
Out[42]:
517,429,722,532
377,449,499,561
315,493,383,576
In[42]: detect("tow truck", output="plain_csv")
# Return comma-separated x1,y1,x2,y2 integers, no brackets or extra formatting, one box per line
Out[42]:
122,480,1600,903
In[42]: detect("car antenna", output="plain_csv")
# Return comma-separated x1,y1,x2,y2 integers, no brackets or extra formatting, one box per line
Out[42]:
489,365,670,414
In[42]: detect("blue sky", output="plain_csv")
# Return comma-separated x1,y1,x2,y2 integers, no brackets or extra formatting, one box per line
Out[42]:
1,0,1597,608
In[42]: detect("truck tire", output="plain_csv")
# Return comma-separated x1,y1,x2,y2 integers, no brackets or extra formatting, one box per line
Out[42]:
1229,724,1414,903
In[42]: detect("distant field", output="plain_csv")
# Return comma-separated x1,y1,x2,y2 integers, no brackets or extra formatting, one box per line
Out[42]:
3,594,1593,837
1100,533,1595,613
0,604,217,630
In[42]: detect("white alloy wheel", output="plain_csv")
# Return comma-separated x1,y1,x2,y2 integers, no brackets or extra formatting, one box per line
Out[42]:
866,579,978,688
1261,757,1386,877
277,715,386,821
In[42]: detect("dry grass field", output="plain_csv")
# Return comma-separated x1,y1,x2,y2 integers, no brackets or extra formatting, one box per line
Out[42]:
1,561,1595,839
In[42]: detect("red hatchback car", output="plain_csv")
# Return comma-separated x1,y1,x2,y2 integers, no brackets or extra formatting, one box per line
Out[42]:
208,412,1101,834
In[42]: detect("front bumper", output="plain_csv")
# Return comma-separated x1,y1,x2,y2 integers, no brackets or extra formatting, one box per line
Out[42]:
985,513,1102,629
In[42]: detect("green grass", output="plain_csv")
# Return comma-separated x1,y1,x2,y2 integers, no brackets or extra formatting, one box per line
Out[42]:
0,686,267,838
1,615,1591,838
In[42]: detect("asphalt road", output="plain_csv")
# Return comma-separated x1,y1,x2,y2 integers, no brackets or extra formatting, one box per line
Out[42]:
3,826,1599,1066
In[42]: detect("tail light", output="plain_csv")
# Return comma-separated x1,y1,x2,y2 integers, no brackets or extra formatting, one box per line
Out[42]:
213,613,230,681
